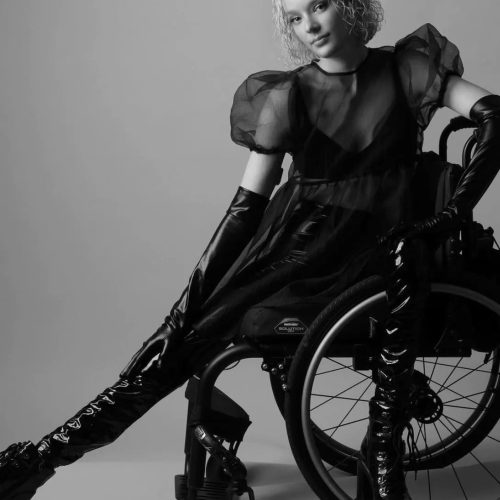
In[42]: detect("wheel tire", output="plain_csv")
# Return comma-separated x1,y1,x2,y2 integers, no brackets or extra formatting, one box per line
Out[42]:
284,274,500,500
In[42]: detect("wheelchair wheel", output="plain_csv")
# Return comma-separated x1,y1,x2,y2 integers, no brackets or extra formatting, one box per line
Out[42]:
268,342,361,475
285,274,500,499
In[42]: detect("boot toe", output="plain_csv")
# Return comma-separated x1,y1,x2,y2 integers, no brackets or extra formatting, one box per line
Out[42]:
0,441,55,500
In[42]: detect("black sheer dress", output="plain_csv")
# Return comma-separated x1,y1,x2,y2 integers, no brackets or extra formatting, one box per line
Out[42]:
191,24,464,341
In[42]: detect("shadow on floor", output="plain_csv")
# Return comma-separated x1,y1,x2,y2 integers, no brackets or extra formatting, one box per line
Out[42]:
247,459,500,500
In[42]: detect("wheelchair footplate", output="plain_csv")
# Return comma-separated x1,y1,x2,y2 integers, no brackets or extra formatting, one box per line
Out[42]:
175,378,255,500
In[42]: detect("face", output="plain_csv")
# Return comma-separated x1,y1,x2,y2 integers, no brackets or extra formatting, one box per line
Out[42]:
282,0,355,59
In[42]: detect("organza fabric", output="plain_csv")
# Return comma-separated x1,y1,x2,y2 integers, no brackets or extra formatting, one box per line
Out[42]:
193,24,464,339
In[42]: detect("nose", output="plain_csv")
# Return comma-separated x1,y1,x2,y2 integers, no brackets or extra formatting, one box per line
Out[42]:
304,16,320,34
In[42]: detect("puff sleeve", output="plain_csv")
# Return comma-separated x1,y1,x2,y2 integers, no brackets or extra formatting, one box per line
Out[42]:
395,23,464,129
230,70,300,154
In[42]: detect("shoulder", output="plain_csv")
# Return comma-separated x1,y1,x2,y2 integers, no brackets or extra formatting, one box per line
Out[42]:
393,24,462,69
230,67,307,155
377,24,460,60
377,24,464,128
231,66,305,121
233,67,303,100
394,23,456,48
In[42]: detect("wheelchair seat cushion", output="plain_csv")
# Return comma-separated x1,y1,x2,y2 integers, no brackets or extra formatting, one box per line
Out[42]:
238,294,375,344
239,301,325,340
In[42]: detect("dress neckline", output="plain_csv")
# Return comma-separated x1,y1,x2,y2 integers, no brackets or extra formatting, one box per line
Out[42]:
311,48,372,76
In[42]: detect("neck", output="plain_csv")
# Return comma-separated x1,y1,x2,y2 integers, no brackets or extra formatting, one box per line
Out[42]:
315,42,368,73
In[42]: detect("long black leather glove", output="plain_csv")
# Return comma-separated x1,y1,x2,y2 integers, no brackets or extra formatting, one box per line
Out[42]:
380,94,500,244
120,186,268,379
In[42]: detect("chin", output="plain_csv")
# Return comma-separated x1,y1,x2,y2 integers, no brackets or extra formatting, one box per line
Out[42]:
312,42,336,58
313,47,335,59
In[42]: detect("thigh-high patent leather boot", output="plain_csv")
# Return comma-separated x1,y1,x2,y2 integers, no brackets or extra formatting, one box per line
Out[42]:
0,327,227,500
0,186,269,499
357,237,430,500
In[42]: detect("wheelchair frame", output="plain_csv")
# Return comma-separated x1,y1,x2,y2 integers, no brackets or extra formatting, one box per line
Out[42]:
174,118,500,500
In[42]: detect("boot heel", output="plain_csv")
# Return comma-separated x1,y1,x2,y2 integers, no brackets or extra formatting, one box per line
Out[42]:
356,459,374,500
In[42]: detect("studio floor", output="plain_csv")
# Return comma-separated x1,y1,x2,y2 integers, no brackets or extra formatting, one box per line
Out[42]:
16,361,500,500
33,452,500,500
34,447,316,500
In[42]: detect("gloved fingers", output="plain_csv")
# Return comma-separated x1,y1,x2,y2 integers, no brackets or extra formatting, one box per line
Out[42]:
377,222,415,247
120,339,161,380
140,352,161,374
156,340,171,372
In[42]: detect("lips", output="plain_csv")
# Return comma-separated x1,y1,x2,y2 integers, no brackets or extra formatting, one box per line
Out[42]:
312,33,329,46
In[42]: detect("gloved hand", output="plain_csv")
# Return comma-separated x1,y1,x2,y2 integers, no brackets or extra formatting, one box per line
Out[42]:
119,318,177,377
120,186,268,379
377,205,461,246
380,94,500,246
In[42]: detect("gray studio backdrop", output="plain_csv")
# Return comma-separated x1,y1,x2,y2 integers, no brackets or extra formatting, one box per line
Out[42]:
1,0,500,483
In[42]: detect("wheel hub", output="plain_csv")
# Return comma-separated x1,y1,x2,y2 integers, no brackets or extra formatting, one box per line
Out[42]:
409,371,444,424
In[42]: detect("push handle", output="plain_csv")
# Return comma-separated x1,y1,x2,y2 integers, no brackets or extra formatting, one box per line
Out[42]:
439,116,476,162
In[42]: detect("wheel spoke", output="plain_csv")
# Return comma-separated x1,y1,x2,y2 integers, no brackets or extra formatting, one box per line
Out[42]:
316,395,371,404
310,395,336,412
450,461,469,499
417,358,493,374
316,365,350,376
428,356,440,388
440,415,468,500
442,413,467,428
414,421,425,449
432,420,448,452
444,403,482,410
437,358,492,394
435,357,463,395
325,357,352,367
467,451,500,487
421,356,427,378
423,421,429,453
442,414,500,487
426,467,432,500
310,377,370,411
320,416,369,432
439,383,489,408
485,434,500,445
324,357,372,380
329,378,373,438
432,420,469,498
443,390,489,405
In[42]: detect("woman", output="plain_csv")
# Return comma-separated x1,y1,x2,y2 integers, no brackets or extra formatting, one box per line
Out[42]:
1,1,499,499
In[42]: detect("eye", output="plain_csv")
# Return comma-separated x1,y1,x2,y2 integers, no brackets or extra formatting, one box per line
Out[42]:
313,1,328,12
288,15,301,25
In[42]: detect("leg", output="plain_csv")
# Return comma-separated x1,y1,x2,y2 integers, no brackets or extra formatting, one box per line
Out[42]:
0,186,268,499
0,324,228,500
358,237,430,500
36,374,179,467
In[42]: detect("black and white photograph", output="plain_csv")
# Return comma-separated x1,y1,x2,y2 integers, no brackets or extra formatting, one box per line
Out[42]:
1,1,500,499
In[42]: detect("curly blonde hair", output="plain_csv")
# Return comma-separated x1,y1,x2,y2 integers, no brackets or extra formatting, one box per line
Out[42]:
272,0,384,66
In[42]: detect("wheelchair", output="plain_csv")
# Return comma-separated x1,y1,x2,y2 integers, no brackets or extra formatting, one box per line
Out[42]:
175,118,500,500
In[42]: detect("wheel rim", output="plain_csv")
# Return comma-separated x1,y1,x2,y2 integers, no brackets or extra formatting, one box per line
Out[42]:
300,283,500,499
